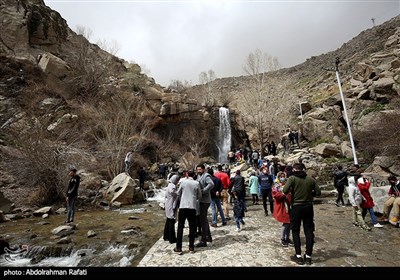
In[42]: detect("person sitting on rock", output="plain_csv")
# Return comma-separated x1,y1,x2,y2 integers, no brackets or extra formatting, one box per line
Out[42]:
379,175,400,225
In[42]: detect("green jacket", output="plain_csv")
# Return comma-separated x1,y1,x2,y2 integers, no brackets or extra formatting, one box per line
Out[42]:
283,171,321,205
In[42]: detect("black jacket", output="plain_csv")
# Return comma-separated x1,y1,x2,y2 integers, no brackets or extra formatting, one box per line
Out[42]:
210,175,223,199
334,170,348,188
67,175,80,198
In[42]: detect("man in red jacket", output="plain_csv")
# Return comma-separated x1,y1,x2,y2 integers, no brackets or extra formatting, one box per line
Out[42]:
214,164,231,220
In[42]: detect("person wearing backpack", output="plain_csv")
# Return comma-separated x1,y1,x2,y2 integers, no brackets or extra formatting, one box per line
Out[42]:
333,165,348,207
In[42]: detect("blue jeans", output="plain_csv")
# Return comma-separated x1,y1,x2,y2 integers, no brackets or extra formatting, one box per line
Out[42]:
67,196,77,222
281,223,291,241
235,216,244,229
210,198,226,225
261,188,273,214
362,207,378,225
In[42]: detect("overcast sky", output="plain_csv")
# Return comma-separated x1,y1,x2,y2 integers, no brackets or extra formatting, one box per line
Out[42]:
44,0,400,87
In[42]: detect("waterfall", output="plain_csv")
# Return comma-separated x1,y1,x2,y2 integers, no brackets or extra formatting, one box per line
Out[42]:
217,107,231,163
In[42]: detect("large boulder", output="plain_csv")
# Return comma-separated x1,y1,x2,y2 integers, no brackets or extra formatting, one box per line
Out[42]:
314,143,341,158
370,185,391,215
0,191,12,214
302,106,345,142
38,52,71,79
105,173,136,205
364,156,400,177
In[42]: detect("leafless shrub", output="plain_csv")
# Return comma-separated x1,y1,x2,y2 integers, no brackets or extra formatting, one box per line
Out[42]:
75,25,93,40
96,38,121,56
65,35,112,101
5,117,87,206
239,49,282,154
152,133,182,163
199,69,217,106
181,126,209,160
168,79,191,93
81,92,159,179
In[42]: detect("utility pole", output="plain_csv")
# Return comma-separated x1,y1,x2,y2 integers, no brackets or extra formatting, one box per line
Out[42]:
335,57,358,165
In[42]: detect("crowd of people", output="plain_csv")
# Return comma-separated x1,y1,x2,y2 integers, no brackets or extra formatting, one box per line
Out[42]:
156,157,322,265
61,148,400,266
116,144,400,265
157,157,400,265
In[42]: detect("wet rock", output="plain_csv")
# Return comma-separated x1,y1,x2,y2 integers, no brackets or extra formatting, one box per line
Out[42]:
37,221,50,225
87,230,97,238
0,238,10,255
5,213,23,220
128,243,139,249
51,225,75,237
10,208,22,213
121,229,139,235
57,237,71,244
0,191,12,213
76,248,94,257
33,206,52,216
27,245,73,264
112,201,122,208
0,211,8,223
55,208,66,214
99,201,109,207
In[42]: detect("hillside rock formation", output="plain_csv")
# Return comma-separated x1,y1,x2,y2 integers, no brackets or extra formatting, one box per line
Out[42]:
0,0,249,207
0,0,399,209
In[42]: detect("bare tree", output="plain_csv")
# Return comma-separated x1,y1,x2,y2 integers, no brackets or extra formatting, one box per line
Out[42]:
199,69,217,106
75,25,93,40
181,126,209,159
66,39,103,99
96,38,121,56
83,92,159,179
241,49,281,155
5,116,88,206
153,132,182,163
169,79,185,93
130,60,151,75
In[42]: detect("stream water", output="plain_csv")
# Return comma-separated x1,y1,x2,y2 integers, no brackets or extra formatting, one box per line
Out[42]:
0,189,166,267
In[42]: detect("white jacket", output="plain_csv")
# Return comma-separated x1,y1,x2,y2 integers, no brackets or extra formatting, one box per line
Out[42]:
347,176,363,207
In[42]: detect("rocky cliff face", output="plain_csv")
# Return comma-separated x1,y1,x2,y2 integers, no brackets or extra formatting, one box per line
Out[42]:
0,0,248,208
1,0,399,208
185,16,400,171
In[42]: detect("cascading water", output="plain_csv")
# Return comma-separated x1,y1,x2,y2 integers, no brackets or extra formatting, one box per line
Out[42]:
217,107,232,163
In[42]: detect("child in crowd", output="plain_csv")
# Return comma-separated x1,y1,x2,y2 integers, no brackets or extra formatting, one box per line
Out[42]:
232,191,245,232
272,171,293,247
